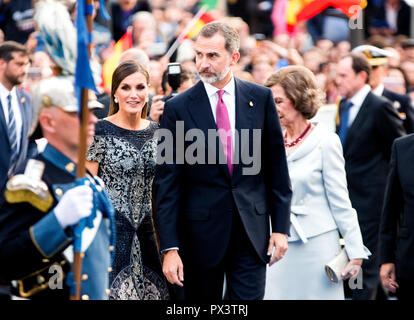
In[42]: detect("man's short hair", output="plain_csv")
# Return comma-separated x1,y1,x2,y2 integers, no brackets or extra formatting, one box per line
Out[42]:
347,53,372,83
0,41,28,61
197,22,240,54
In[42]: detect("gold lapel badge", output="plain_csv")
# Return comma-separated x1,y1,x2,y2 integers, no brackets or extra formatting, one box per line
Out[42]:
249,101,254,107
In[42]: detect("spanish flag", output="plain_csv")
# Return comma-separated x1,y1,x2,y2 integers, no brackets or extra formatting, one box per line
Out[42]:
287,0,367,30
184,11,215,40
101,28,133,90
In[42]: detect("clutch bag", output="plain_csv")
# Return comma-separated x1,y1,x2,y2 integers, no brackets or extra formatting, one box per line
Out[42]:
324,248,349,283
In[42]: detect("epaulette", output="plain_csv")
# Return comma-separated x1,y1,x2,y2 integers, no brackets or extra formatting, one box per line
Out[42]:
4,159,53,212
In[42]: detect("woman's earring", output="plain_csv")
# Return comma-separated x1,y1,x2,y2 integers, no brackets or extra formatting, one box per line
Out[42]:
114,97,118,103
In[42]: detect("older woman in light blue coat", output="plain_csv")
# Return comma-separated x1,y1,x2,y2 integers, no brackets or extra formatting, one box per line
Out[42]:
264,66,370,300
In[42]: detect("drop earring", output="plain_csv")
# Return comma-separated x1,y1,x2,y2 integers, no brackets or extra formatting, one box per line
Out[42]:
114,97,118,103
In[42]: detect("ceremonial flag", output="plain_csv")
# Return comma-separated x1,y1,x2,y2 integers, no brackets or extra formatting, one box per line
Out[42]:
286,0,367,31
101,28,133,90
75,0,97,97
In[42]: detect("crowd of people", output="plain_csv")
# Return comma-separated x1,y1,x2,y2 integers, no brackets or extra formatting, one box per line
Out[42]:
0,0,414,301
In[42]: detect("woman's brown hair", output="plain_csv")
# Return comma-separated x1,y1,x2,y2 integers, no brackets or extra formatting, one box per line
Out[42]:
108,60,150,119
265,65,325,119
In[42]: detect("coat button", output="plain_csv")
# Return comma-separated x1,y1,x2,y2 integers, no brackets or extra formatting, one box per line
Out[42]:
106,289,111,295
109,246,114,252
82,274,89,281
82,295,89,300
42,258,49,263
108,267,112,272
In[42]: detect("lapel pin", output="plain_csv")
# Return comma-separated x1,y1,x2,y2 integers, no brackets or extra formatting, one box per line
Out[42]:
20,97,26,104
249,101,254,107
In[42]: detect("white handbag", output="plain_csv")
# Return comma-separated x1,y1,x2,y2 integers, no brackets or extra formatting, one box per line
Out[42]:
324,248,349,283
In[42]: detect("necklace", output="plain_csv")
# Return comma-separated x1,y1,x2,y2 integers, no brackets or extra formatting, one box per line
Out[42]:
284,122,311,148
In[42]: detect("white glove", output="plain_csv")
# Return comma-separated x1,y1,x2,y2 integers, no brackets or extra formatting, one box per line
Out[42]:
53,184,94,229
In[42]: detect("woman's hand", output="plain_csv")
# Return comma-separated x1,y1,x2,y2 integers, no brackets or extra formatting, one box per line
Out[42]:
342,258,363,280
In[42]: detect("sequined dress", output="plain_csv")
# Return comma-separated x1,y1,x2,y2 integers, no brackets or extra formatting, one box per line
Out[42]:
87,120,168,300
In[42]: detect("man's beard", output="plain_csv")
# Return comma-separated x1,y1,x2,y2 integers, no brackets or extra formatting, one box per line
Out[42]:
198,61,231,84
6,72,24,87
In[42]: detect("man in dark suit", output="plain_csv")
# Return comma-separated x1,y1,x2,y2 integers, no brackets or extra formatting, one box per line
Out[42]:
154,22,292,300
379,134,414,300
0,41,32,199
335,53,406,300
368,0,411,37
0,41,32,299
353,45,414,134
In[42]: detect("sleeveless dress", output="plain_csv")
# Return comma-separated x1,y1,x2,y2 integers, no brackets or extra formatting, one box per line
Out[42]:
87,120,169,300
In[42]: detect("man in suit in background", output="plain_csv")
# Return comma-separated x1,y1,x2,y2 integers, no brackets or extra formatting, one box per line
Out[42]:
0,41,32,299
379,134,414,300
353,45,414,134
0,41,32,198
336,53,406,300
154,22,292,300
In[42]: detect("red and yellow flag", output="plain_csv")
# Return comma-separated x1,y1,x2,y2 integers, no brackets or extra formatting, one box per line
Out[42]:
286,0,367,30
101,28,133,90
184,12,215,39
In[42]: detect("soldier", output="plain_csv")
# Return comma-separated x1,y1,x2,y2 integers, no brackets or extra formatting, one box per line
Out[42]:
0,77,115,300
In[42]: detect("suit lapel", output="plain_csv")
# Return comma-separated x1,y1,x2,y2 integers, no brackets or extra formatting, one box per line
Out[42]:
16,90,29,153
0,100,9,148
186,81,216,133
232,78,254,182
343,92,372,152
186,81,230,179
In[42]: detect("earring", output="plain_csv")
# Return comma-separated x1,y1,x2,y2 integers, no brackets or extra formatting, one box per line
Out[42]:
114,97,118,103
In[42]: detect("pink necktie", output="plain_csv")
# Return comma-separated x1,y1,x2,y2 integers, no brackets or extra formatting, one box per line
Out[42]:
216,89,233,176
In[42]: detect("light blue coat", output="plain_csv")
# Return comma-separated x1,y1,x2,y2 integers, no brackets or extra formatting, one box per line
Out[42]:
286,123,370,260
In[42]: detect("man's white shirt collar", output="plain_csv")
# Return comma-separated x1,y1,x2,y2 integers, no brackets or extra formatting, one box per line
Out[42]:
203,75,236,99
350,84,371,108
372,83,385,97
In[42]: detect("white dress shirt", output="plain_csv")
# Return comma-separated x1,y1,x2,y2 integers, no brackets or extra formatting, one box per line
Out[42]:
385,2,398,32
347,84,371,128
372,83,385,97
0,83,23,152
202,75,236,152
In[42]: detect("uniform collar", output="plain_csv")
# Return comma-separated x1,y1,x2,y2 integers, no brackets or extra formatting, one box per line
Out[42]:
42,143,77,176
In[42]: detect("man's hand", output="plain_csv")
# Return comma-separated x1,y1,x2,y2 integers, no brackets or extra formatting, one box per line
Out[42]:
149,95,165,123
380,263,399,293
342,259,362,280
267,232,288,266
162,250,184,287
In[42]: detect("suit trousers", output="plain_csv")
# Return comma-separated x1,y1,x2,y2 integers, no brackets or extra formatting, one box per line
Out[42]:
178,209,266,301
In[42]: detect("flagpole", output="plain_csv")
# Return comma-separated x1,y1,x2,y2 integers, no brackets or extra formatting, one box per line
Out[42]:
164,5,208,59
70,0,94,301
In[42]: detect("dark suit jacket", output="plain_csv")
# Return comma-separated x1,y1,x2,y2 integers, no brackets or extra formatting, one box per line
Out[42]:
369,1,411,36
0,89,32,198
382,88,414,134
379,134,414,281
337,92,405,228
154,78,292,269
